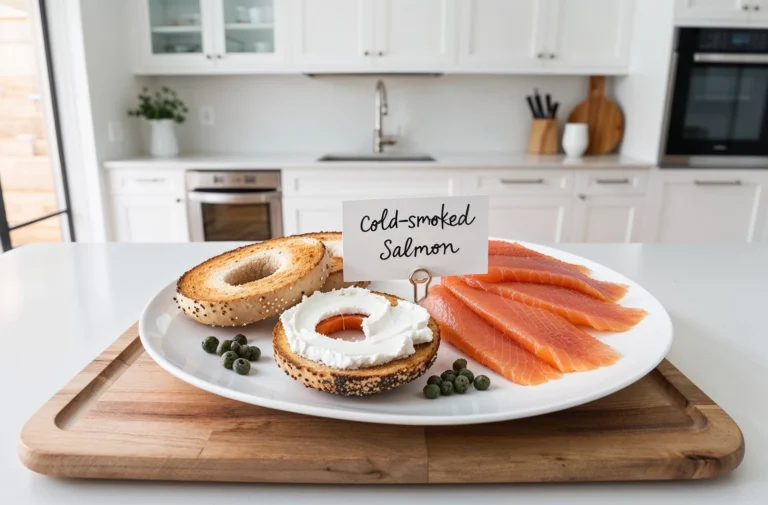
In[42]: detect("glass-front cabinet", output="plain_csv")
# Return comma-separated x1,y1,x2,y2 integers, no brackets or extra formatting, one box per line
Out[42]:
136,0,286,72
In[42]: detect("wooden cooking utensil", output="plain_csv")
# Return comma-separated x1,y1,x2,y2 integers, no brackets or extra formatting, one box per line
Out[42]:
567,76,624,155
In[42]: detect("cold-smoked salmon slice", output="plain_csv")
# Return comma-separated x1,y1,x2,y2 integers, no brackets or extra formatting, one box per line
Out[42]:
442,277,621,372
488,240,591,275
470,255,628,302
421,285,562,385
460,277,647,332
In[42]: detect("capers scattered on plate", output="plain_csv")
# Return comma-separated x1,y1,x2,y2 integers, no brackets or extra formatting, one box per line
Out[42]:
229,341,241,354
453,358,468,372
220,350,238,369
233,358,251,375
232,334,247,346
216,339,232,356
454,375,470,394
474,375,491,391
247,345,261,362
426,375,442,386
236,344,252,359
202,336,219,354
423,384,440,399
441,370,457,383
440,381,454,396
458,368,474,383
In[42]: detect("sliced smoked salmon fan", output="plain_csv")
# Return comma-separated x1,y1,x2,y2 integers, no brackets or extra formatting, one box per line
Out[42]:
488,240,591,275
460,277,647,332
421,285,562,386
469,255,628,303
442,277,621,373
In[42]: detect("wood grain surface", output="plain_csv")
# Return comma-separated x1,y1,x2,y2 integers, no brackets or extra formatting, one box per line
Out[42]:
19,324,744,484
568,76,624,155
528,118,559,154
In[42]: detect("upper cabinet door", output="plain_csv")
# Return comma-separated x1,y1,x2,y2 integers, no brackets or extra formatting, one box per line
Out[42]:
674,0,750,23
457,0,546,69
137,0,215,70
545,0,633,72
292,0,374,67
211,0,289,67
372,0,456,69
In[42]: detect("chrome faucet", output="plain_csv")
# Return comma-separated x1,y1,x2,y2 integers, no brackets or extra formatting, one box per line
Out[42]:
373,80,397,153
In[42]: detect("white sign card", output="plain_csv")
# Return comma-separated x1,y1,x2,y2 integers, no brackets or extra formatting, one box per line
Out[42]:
342,195,489,282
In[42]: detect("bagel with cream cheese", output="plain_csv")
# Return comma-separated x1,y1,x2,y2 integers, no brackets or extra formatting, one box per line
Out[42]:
296,232,369,292
176,236,331,326
273,290,440,396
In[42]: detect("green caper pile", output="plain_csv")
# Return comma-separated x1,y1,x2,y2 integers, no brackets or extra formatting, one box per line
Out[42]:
201,333,260,375
422,358,491,399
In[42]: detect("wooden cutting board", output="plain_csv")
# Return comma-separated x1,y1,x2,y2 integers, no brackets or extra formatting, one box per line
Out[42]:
19,324,744,484
568,76,624,155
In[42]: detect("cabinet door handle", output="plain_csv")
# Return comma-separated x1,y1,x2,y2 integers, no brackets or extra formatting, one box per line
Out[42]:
596,178,631,185
537,53,544,59
578,194,587,200
363,50,370,56
132,177,164,183
743,4,750,9
549,53,556,59
694,179,742,186
377,51,384,56
176,198,182,203
755,4,761,10
500,178,545,184
217,54,223,59
206,54,213,59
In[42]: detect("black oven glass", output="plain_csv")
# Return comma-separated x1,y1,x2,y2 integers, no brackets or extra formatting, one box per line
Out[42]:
202,203,271,241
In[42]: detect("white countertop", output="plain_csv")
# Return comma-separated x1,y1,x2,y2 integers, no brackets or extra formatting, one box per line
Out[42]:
1,243,765,504
103,153,654,170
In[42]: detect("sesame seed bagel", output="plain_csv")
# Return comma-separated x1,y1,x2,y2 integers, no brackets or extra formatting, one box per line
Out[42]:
273,292,440,396
296,231,370,292
176,236,331,326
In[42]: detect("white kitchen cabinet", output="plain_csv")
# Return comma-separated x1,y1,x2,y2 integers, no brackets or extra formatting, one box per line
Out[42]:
675,0,751,24
134,0,289,74
488,196,572,243
111,195,189,242
571,195,645,243
457,0,545,69
282,198,343,235
546,0,633,72
647,171,768,243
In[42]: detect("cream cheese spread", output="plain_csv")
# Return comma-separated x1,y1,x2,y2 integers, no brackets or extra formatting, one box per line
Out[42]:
279,287,433,370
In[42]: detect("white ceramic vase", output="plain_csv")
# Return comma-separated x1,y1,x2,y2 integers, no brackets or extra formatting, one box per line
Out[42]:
149,119,179,158
562,123,589,158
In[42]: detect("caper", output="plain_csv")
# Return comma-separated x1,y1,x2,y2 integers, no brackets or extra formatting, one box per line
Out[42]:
440,370,457,383
439,381,454,396
201,336,219,354
474,375,491,391
229,341,241,354
423,384,440,399
220,351,238,369
216,339,232,356
458,368,475,383
426,375,442,386
453,358,468,372
233,358,251,375
248,345,261,361
232,334,247,346
454,375,470,394
236,343,252,359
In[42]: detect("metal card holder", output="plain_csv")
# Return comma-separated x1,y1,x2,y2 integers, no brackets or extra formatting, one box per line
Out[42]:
409,268,433,303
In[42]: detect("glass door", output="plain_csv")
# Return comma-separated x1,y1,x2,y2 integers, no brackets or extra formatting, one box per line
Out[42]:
140,0,213,67
212,0,285,65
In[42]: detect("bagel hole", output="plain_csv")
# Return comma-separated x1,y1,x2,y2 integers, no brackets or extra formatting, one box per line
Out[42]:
224,256,281,286
315,314,367,342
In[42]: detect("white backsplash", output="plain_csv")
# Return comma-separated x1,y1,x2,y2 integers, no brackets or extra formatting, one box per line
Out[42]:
153,75,591,154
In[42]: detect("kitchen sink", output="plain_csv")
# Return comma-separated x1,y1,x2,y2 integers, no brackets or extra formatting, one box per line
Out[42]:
318,153,436,162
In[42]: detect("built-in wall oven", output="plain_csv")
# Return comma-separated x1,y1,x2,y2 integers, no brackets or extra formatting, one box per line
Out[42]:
662,27,768,168
186,170,282,241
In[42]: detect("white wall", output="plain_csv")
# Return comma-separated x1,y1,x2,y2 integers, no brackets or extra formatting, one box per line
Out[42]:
155,74,590,154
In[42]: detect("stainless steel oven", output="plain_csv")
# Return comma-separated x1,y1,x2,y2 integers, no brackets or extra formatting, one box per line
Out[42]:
662,27,768,168
186,170,282,242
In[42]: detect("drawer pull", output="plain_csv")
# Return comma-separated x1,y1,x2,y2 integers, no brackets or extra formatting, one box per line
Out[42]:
131,177,165,183
596,178,631,185
500,178,545,185
694,180,742,186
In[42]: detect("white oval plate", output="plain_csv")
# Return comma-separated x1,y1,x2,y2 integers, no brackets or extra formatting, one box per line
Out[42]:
139,240,672,426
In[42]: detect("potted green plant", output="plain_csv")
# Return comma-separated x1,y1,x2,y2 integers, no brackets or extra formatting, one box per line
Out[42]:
128,86,188,157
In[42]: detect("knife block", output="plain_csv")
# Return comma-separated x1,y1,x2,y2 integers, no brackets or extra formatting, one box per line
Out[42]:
528,119,559,154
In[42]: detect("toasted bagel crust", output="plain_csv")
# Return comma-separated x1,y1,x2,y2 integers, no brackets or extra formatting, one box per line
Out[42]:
296,232,370,292
273,292,440,396
176,237,330,326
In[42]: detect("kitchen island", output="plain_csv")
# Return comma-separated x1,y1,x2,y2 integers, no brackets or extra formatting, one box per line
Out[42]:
1,243,765,503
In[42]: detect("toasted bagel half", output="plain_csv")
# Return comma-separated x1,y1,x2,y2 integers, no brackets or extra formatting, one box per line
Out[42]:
296,232,369,292
273,292,440,396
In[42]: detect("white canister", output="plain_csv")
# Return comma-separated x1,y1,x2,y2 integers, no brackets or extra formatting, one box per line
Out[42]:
562,123,589,158
149,119,179,158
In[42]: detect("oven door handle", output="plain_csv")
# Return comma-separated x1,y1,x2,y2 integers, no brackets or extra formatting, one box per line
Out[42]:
693,53,768,64
187,190,282,204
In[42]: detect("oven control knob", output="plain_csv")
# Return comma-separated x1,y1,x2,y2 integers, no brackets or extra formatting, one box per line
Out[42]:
213,175,224,184
245,175,256,183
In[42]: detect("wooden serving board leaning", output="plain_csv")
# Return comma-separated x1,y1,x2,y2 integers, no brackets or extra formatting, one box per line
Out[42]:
19,324,744,484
